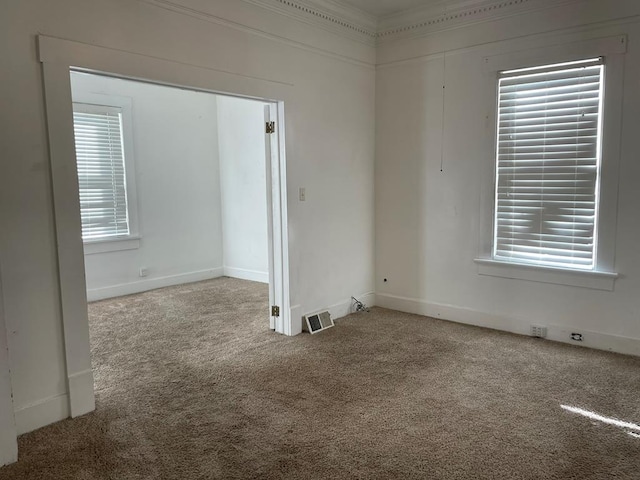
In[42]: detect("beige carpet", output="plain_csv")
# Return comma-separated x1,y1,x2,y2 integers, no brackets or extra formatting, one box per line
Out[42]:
2,277,640,479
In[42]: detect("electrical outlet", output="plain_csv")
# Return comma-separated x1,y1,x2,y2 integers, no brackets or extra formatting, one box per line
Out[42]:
530,325,547,338
139,267,149,277
571,332,583,342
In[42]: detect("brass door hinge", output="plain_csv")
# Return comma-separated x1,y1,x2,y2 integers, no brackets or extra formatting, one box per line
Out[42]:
266,121,276,134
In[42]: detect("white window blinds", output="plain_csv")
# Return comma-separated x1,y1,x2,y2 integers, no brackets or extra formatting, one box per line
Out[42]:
73,103,130,241
494,58,604,270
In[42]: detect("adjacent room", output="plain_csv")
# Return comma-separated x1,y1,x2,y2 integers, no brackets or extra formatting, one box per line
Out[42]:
1,0,640,478
69,71,280,427
72,72,273,305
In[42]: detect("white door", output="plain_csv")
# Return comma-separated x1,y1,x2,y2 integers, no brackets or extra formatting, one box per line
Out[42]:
264,103,284,333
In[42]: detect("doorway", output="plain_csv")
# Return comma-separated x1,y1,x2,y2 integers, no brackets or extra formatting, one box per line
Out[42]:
70,71,274,319
38,35,292,422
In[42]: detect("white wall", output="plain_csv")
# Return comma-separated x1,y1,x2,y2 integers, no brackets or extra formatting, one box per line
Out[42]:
0,0,375,434
217,96,269,284
71,73,224,301
375,0,640,354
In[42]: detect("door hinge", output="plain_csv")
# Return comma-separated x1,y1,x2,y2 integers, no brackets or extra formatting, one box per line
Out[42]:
266,121,276,134
271,306,280,317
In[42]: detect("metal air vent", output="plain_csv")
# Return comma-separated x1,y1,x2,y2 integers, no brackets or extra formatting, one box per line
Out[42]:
304,311,334,334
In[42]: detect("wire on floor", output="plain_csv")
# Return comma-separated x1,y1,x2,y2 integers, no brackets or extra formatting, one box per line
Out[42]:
351,296,369,313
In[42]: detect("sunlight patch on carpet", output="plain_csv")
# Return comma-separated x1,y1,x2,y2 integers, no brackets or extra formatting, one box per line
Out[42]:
561,404,640,437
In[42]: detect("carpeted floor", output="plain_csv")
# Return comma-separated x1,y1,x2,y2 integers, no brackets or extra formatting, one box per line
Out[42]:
2,277,640,479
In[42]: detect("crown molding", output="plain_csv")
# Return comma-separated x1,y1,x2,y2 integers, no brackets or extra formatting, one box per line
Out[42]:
243,0,378,44
377,0,587,41
139,0,376,67
140,0,591,50
247,0,589,44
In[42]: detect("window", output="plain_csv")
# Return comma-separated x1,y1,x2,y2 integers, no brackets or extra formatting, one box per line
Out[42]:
73,103,131,241
493,58,604,271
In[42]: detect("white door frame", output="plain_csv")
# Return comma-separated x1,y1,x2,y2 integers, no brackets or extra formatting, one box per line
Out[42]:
38,35,292,419
0,267,18,466
264,105,290,333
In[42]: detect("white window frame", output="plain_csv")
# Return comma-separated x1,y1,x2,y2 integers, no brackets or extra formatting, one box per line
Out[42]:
71,91,140,254
475,35,626,291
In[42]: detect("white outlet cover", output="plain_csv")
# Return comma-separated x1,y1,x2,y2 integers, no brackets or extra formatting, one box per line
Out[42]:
531,325,547,338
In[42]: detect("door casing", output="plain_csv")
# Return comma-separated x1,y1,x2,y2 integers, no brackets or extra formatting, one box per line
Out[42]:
38,34,293,421
0,266,18,466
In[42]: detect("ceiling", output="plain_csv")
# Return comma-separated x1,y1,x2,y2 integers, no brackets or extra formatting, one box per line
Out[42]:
338,0,441,17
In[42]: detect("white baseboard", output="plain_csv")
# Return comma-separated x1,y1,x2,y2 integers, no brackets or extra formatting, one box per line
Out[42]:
87,268,225,301
289,304,303,336
297,291,376,334
311,291,376,328
376,293,530,335
14,393,70,435
68,369,95,418
376,293,640,357
223,266,269,284
15,370,102,436
0,354,17,465
545,325,640,357
0,407,16,466
0,439,16,467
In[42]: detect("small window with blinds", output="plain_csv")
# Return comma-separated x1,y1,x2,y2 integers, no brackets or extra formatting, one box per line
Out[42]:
494,58,604,270
73,103,130,241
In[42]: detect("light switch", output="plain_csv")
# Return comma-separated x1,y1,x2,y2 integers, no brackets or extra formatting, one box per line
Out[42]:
299,187,306,202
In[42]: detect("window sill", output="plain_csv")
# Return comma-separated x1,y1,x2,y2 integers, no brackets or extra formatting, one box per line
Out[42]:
83,236,140,255
474,258,618,291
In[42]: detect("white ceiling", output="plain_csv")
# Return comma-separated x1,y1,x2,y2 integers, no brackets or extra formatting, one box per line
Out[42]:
338,0,440,17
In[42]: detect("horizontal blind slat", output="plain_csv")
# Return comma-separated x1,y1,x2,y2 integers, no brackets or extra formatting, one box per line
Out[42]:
73,106,130,241
493,59,603,270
